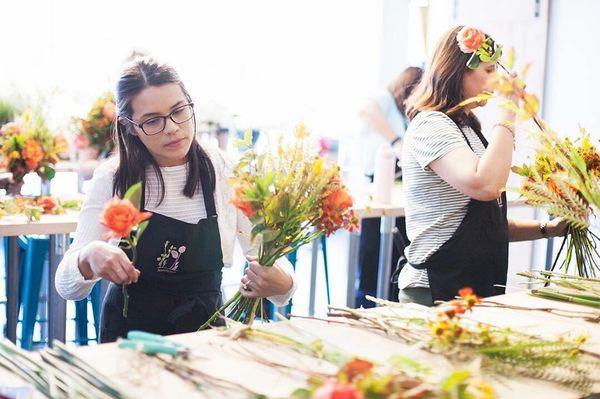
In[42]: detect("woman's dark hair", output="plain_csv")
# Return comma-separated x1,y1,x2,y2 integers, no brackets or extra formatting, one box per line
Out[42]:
387,66,423,120
112,58,216,205
405,25,483,134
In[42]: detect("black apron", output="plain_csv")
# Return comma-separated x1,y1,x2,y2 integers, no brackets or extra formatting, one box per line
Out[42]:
99,171,224,343
410,128,509,302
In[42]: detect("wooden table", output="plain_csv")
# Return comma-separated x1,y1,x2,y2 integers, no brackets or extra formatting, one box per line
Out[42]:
1,292,597,398
1,212,78,345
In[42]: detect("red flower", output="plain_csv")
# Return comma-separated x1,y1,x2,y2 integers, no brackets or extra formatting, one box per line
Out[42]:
36,196,59,214
99,198,152,239
340,358,373,382
314,381,364,399
458,287,474,297
456,26,486,53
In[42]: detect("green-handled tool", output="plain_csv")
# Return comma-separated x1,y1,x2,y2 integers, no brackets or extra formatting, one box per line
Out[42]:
118,330,206,359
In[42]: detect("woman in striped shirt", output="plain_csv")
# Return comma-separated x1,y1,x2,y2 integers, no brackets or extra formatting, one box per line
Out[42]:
399,26,566,305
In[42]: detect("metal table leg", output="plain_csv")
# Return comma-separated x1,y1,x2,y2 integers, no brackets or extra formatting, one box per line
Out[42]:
376,216,396,301
5,237,19,343
48,234,68,346
346,231,360,308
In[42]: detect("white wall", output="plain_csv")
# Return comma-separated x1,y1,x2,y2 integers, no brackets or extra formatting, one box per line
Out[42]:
0,1,388,139
543,0,600,136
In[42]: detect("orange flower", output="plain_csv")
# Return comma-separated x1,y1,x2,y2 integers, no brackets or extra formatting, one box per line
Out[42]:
36,196,59,213
340,358,373,382
458,287,481,310
231,186,256,218
323,187,353,211
456,26,486,53
21,139,44,171
102,101,116,121
99,198,152,239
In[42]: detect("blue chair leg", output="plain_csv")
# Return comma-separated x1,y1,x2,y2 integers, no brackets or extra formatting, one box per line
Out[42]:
320,236,331,305
74,299,89,345
90,283,103,340
19,237,48,350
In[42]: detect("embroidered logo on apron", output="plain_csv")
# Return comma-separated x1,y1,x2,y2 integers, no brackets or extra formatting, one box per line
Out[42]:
156,240,187,273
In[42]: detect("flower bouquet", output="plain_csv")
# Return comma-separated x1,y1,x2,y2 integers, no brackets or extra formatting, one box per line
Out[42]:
201,124,359,328
512,131,600,277
74,92,116,156
0,111,68,184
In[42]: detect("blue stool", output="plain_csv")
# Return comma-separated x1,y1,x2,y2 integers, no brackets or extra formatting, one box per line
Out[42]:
268,235,330,320
16,236,102,349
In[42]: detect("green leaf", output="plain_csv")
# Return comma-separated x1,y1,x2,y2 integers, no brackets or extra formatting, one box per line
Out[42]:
261,228,279,243
290,389,311,399
467,54,481,70
136,220,149,239
43,165,56,181
124,182,142,210
251,223,266,239
442,369,471,392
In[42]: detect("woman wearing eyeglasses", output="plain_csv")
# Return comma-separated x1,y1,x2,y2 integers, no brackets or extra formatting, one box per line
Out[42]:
55,58,296,342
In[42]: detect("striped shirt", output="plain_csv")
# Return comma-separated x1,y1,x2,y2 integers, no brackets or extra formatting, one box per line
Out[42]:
145,164,207,222
399,111,486,289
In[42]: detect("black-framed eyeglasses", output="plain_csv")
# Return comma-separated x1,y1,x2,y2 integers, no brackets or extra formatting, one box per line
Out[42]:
121,103,195,136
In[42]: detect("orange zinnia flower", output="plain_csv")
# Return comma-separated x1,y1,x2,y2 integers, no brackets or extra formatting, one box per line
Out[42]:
21,139,44,171
99,198,152,239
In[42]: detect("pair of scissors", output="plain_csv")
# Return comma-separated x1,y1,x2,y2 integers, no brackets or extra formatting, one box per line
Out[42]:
117,330,205,359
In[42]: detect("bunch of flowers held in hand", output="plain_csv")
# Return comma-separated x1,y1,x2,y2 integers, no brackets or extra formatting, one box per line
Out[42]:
201,124,359,328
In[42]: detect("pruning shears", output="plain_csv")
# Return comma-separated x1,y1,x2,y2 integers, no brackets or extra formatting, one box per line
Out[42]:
117,330,206,359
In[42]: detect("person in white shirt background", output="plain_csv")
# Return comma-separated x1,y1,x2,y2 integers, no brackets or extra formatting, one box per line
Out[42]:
55,58,296,342
355,66,422,307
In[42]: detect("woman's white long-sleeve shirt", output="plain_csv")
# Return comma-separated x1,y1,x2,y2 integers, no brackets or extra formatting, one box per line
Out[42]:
55,145,297,306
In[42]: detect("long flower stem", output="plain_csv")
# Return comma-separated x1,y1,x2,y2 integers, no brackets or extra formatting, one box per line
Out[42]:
122,237,136,318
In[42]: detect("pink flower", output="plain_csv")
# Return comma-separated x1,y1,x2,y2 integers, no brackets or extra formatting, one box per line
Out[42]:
102,101,116,121
314,381,364,399
73,134,89,150
456,27,486,53
0,122,20,136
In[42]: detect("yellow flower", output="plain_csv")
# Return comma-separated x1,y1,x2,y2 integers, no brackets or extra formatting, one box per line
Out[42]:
294,122,309,139
9,151,21,160
466,377,496,399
